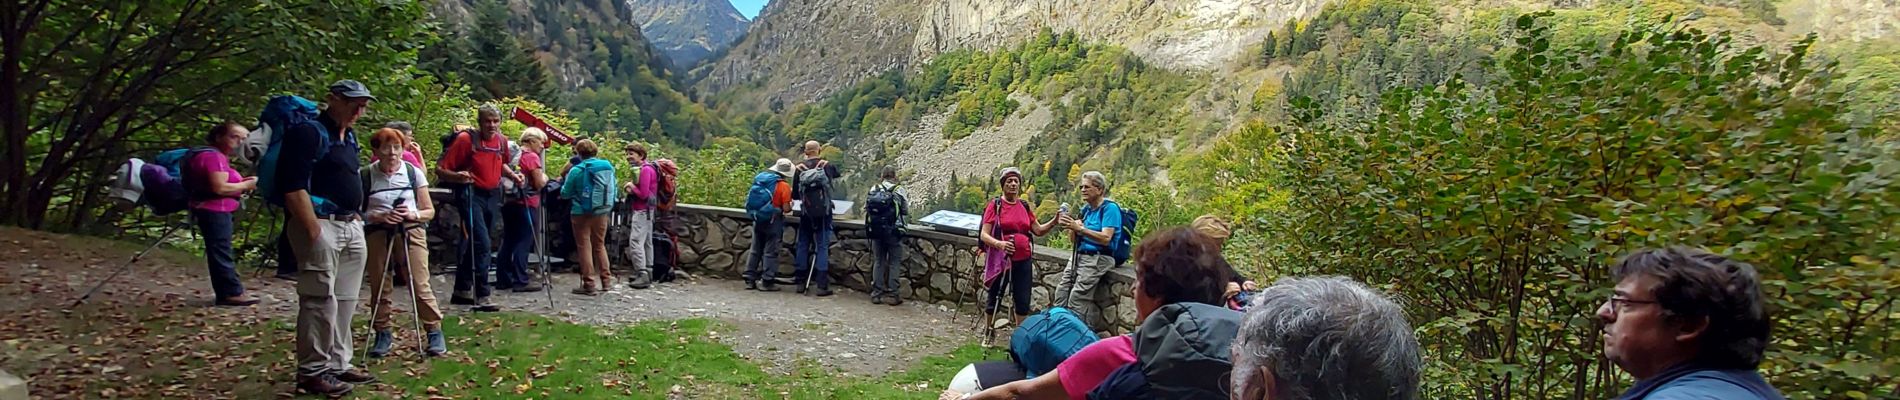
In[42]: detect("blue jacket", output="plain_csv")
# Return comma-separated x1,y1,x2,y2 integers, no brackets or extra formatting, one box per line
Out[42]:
1616,362,1785,400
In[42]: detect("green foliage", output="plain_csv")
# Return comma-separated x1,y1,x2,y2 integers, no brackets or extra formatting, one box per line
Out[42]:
1261,14,1898,398
675,145,763,208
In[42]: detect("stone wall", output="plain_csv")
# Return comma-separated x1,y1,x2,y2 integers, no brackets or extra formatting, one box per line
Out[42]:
423,192,1140,333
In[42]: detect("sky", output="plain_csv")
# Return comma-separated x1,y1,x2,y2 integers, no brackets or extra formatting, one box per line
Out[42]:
730,0,768,19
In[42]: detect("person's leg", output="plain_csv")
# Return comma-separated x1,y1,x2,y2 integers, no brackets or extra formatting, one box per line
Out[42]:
1063,255,1112,325
470,191,498,302
869,238,889,298
276,224,299,278
402,228,443,331
792,221,813,287
884,236,905,301
363,229,395,333
1011,259,1035,324
452,190,476,300
591,215,613,284
1052,255,1083,309
813,218,833,292
745,223,768,284
628,210,652,287
329,221,368,374
496,203,524,289
760,219,782,286
572,215,598,291
194,209,243,300
290,220,339,379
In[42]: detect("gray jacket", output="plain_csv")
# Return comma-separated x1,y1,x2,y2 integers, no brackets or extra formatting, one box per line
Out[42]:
1089,302,1243,399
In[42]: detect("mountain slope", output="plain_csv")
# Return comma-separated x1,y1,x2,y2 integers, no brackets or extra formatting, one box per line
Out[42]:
626,0,751,69
692,0,921,111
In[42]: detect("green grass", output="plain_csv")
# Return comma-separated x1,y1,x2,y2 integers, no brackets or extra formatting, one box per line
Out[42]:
349,313,1006,399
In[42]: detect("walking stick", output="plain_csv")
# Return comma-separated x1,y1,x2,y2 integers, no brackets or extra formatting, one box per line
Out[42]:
363,198,406,362
536,203,554,307
398,225,426,361
68,218,188,311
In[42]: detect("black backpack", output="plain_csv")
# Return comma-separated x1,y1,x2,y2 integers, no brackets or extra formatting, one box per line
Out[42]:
865,185,902,235
797,167,832,217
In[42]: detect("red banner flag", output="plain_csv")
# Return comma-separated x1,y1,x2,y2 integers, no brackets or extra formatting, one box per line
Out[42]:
511,107,575,145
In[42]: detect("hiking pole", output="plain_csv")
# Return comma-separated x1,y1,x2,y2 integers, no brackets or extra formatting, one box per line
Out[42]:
399,225,426,361
364,223,400,363
536,203,554,308
68,218,188,311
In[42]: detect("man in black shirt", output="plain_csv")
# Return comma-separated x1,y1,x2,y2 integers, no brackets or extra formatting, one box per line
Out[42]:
279,80,375,397
791,140,842,296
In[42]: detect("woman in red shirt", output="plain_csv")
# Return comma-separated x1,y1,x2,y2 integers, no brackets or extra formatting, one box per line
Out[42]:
979,167,1060,329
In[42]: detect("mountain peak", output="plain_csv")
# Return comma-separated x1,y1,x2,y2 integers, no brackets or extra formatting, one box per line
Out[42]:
626,0,752,69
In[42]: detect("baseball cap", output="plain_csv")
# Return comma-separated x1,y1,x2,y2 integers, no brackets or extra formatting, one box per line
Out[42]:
328,80,375,100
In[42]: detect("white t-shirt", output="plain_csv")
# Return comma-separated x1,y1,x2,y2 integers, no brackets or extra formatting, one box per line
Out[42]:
365,163,428,219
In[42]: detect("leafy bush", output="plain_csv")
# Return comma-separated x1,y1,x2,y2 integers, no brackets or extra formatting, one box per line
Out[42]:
1264,14,1897,398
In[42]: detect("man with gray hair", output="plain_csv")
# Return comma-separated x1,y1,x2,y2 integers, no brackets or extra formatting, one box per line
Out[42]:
1055,170,1122,327
436,105,521,312
1230,276,1422,400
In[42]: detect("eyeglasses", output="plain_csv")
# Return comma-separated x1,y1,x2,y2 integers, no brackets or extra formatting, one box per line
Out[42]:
1606,296,1659,314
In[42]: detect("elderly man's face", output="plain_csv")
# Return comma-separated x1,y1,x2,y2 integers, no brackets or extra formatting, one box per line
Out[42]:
1597,274,1701,379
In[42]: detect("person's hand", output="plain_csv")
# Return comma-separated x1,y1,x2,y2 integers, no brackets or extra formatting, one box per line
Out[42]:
1225,282,1242,300
939,389,966,400
405,141,423,155
816,159,830,169
240,177,258,191
456,171,475,182
1242,280,1258,291
996,239,1016,254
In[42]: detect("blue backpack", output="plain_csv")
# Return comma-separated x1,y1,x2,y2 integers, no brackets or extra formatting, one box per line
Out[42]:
746,172,783,222
1088,200,1138,266
254,95,356,210
1009,307,1099,379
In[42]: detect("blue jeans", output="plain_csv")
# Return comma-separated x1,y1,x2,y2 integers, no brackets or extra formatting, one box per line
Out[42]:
496,203,536,289
793,217,833,289
744,217,784,283
192,209,243,298
453,188,500,299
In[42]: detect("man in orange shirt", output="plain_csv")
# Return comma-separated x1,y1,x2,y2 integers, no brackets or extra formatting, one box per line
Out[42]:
743,159,796,291
435,105,522,312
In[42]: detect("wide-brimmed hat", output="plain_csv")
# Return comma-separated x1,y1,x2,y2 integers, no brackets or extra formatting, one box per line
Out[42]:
997,167,1023,184
772,158,796,177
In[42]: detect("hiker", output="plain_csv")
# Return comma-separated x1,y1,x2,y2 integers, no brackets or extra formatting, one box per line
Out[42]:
496,128,549,293
954,227,1233,400
1230,276,1422,400
383,121,423,168
979,167,1060,327
437,105,520,312
190,121,260,306
621,143,659,289
562,139,617,295
1054,171,1120,326
791,140,842,296
866,167,910,305
278,80,377,396
359,128,447,358
1191,215,1256,309
743,159,796,292
1598,248,1784,399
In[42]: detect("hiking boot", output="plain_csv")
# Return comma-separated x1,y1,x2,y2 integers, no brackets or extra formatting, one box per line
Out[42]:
871,295,885,305
886,296,903,306
814,288,834,297
450,290,475,305
759,282,782,292
571,286,599,296
334,369,377,385
425,330,447,357
512,282,544,293
628,272,652,290
744,280,758,291
795,284,808,294
471,297,501,312
296,374,352,398
367,330,393,358
214,294,261,307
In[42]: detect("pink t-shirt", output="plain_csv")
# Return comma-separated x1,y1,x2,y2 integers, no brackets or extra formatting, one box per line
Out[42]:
1055,335,1137,400
188,151,241,213
512,151,543,208
982,198,1038,261
401,150,422,169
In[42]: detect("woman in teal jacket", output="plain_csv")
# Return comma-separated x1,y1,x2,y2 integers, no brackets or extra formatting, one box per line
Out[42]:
562,139,617,295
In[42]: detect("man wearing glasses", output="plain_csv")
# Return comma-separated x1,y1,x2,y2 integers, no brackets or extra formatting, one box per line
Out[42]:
437,105,521,312
1597,247,1784,400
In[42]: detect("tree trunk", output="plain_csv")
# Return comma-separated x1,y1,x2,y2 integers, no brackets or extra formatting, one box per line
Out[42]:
0,1,30,226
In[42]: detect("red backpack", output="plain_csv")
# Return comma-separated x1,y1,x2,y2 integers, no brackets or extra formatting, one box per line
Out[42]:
652,159,679,211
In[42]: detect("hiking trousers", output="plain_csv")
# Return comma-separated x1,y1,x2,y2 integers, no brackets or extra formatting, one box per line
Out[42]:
625,209,654,279
870,235,905,298
497,203,537,289
744,217,785,283
793,217,834,289
290,219,366,377
453,188,499,300
365,225,442,332
570,214,614,290
191,209,243,299
1055,253,1116,327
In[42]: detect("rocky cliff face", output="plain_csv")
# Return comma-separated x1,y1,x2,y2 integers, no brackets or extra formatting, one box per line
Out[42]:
694,0,1332,110
625,0,751,69
1781,0,1899,43
432,0,676,91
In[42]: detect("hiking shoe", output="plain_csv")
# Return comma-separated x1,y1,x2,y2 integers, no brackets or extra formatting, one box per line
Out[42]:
795,285,808,294
814,288,834,297
449,291,476,305
512,282,544,293
334,369,376,385
871,295,885,305
425,330,447,356
214,295,261,307
744,280,758,291
296,374,352,398
759,282,782,292
571,286,599,296
886,296,903,306
367,330,393,358
471,298,501,312
628,273,652,290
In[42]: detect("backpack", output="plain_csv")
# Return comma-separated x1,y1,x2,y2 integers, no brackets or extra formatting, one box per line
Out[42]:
865,184,902,235
436,128,507,191
568,161,616,215
797,167,832,216
359,163,423,207
1008,307,1099,379
1088,200,1138,266
111,147,217,215
746,172,784,222
653,159,679,211
255,95,356,211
